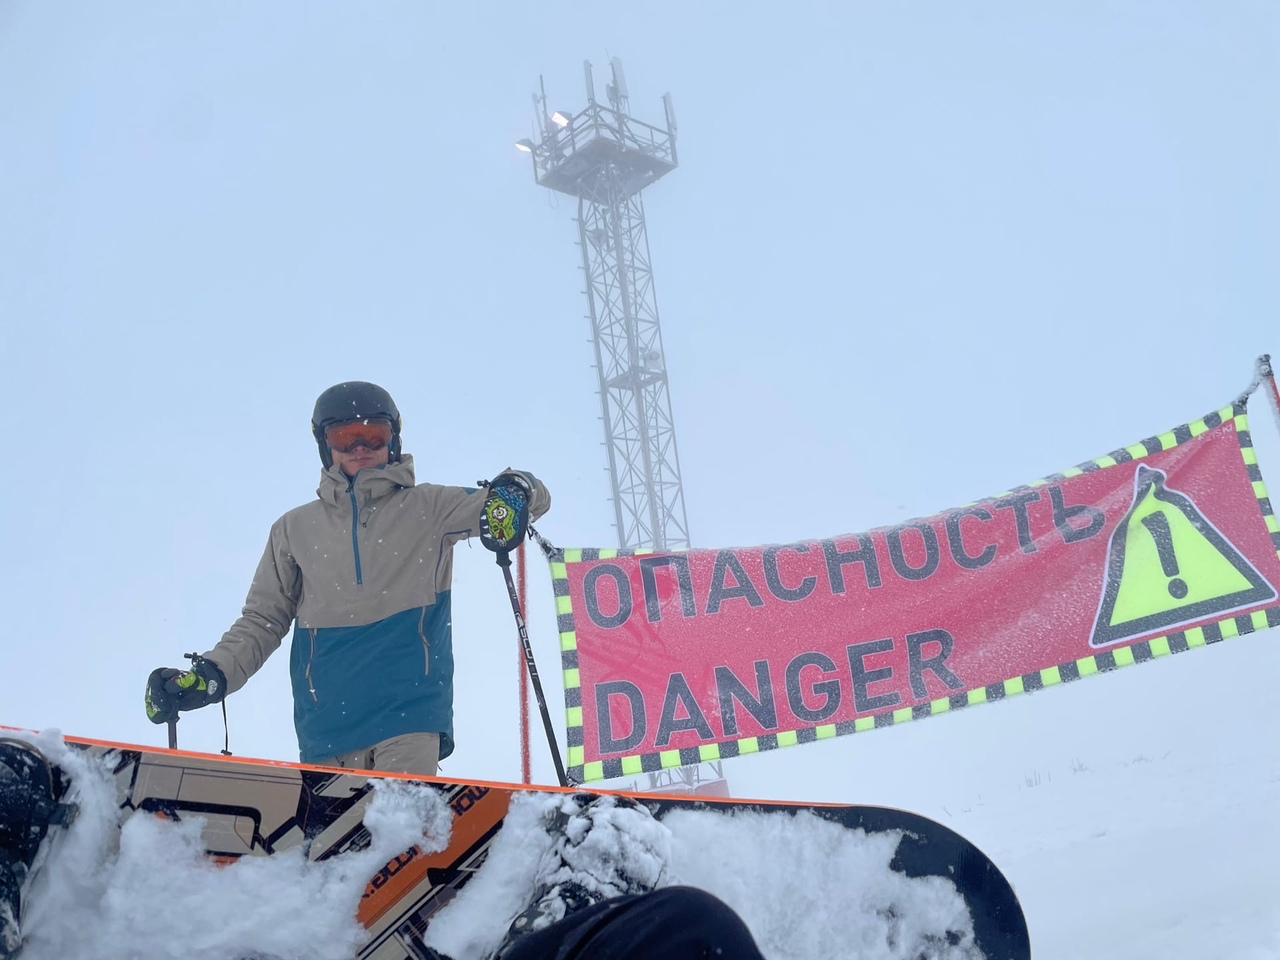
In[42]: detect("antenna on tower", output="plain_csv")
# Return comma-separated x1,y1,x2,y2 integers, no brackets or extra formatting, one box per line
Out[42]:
535,76,551,137
606,57,629,112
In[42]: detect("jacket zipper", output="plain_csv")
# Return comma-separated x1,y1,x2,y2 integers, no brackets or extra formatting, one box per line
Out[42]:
418,607,430,675
348,487,364,585
306,628,319,701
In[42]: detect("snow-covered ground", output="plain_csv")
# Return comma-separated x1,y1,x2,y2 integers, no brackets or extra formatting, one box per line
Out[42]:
932,725,1280,960
14,630,1278,960
982,746,1280,960
983,662,1278,960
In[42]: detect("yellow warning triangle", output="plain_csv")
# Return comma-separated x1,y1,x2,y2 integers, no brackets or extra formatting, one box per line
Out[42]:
1090,465,1276,647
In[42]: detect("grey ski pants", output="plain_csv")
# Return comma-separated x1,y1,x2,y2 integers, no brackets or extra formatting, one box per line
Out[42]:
314,732,440,776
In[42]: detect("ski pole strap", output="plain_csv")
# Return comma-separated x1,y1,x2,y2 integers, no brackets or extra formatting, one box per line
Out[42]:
181,652,233,756
220,700,231,756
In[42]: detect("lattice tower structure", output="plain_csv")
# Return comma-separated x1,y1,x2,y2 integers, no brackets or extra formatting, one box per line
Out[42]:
518,60,691,551
518,61,724,795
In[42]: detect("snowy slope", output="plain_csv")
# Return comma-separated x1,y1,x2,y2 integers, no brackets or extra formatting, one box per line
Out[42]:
984,748,1280,960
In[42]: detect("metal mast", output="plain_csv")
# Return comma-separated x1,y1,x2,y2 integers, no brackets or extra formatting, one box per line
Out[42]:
518,61,724,795
516,59,691,551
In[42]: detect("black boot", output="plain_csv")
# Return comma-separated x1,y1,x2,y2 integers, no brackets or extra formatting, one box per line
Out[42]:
0,848,22,960
0,740,75,960
494,794,671,958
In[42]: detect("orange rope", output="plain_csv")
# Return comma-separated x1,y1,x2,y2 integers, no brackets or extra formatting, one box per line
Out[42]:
518,542,531,784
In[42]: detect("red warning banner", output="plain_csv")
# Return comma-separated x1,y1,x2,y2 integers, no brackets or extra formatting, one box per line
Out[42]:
555,402,1280,783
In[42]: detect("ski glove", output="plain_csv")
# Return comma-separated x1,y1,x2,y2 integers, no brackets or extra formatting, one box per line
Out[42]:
145,656,228,725
479,471,534,554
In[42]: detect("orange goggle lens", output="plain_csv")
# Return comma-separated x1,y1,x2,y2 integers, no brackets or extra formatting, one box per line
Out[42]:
325,419,393,453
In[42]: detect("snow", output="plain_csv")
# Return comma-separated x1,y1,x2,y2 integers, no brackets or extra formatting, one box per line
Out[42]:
12,733,990,960
425,793,982,960
13,730,452,960
661,807,981,960
958,733,1280,960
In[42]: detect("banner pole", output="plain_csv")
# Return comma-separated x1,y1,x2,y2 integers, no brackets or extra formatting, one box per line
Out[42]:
518,543,532,784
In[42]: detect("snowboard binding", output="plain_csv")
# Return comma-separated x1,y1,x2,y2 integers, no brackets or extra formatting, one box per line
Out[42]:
0,740,76,959
495,794,670,956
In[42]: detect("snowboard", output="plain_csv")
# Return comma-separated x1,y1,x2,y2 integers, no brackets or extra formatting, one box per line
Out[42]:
4,731,1030,959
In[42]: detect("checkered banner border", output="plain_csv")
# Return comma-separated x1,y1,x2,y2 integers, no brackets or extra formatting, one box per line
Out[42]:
547,399,1280,785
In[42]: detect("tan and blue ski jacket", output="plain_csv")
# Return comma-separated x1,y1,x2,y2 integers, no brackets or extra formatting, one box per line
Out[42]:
202,456,550,763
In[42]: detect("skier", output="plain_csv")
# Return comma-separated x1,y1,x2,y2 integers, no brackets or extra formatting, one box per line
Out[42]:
144,381,551,776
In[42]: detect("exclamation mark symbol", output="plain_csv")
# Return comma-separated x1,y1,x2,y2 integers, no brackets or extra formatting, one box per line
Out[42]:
1140,512,1188,599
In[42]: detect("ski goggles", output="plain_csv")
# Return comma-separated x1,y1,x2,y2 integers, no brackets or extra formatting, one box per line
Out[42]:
324,419,393,453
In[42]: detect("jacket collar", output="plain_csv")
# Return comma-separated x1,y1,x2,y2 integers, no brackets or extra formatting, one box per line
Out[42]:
317,454,417,507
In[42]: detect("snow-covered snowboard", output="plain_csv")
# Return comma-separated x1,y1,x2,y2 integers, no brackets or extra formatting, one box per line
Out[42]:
1,732,1029,959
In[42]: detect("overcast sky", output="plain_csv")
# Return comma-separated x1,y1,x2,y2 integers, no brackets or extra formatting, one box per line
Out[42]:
1,2,1275,814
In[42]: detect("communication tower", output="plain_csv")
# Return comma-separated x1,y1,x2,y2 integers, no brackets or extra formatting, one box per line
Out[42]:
517,60,724,794
516,59,690,551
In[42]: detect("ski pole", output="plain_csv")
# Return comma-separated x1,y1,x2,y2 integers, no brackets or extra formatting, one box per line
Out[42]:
495,548,568,787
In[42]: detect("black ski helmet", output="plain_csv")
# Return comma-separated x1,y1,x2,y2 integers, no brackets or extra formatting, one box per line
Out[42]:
311,381,403,469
